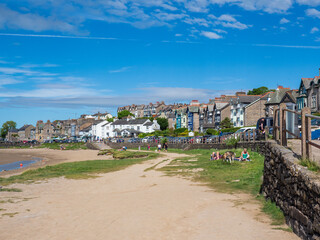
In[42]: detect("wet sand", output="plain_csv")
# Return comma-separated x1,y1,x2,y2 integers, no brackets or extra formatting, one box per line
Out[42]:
0,148,112,177
0,150,298,240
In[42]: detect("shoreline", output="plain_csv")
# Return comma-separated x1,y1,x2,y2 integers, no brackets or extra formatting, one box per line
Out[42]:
0,148,112,177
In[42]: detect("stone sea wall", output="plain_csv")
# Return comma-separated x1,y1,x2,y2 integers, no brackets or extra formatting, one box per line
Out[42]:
262,141,320,240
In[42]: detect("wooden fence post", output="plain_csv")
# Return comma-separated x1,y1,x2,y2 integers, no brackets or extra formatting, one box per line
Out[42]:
265,126,269,141
253,129,256,143
279,103,286,146
273,106,279,141
301,107,312,159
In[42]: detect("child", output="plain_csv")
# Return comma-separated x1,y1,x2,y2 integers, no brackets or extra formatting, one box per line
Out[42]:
241,148,250,161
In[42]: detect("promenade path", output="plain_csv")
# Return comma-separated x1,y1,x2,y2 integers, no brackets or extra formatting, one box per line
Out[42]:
0,151,298,240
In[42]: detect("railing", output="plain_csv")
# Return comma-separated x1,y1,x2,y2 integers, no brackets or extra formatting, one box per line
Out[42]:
273,103,320,160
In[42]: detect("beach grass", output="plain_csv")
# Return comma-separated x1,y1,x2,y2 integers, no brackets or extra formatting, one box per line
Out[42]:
0,152,158,186
35,142,88,150
158,148,285,225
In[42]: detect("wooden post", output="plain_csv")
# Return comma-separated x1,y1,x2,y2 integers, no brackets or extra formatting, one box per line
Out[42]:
253,129,256,143
279,103,286,146
273,106,279,141
281,104,287,146
265,126,269,141
301,107,312,159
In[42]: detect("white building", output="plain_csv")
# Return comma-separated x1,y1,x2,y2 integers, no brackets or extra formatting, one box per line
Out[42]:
110,118,160,138
91,118,160,140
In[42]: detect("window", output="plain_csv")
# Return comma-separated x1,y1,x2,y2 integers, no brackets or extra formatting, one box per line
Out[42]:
312,95,317,108
137,126,140,130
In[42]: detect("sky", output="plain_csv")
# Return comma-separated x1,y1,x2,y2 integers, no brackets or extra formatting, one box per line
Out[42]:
1,0,320,127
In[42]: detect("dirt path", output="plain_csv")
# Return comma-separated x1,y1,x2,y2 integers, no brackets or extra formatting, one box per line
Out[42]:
0,151,298,240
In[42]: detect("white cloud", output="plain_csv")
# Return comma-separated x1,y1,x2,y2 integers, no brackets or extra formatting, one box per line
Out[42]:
214,14,249,30
297,0,320,6
201,31,223,39
280,18,290,24
0,77,22,88
253,43,320,49
175,33,183,36
0,33,118,40
306,8,320,18
0,4,79,34
218,14,237,22
109,66,132,73
311,27,319,33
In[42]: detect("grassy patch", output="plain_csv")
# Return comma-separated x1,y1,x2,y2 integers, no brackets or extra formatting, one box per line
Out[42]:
159,148,285,225
2,212,18,218
98,149,156,159
259,197,285,225
0,152,158,186
0,188,22,192
36,142,88,150
273,227,293,232
299,159,320,172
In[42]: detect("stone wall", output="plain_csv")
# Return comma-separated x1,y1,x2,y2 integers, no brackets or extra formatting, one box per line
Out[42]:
262,141,320,240
106,141,266,153
0,142,39,148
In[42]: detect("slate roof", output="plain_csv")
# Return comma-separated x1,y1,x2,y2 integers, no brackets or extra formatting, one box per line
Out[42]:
265,89,290,105
237,95,261,104
18,125,32,131
143,122,154,126
8,129,18,133
215,102,229,110
302,78,313,90
111,119,148,126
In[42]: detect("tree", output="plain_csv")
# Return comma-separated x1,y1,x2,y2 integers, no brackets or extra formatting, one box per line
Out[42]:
117,110,134,119
156,117,169,131
220,117,233,129
107,117,114,122
247,86,274,95
1,121,17,138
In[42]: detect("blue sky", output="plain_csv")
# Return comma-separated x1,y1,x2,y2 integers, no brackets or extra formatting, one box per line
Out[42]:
1,0,320,127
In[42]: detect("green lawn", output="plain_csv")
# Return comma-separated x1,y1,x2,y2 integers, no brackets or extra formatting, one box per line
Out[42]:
158,148,286,226
0,151,159,186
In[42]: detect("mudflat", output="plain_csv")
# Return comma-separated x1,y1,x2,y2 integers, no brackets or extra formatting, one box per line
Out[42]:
0,151,299,240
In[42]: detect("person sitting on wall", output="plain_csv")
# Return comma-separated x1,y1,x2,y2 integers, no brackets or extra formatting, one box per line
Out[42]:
240,148,250,161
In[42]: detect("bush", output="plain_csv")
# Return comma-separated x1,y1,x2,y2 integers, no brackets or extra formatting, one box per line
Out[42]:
221,127,242,133
206,128,218,135
225,136,239,148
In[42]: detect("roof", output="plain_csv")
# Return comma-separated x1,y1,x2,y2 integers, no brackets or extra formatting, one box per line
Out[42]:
265,89,290,105
215,102,229,110
237,95,261,104
207,105,214,111
111,119,148,126
143,122,154,126
18,125,32,131
8,129,18,133
301,78,313,90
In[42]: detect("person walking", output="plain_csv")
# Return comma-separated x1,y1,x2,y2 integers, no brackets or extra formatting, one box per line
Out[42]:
164,142,168,152
157,143,161,152
147,144,150,151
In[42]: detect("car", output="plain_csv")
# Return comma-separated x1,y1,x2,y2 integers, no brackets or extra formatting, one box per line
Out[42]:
234,127,256,138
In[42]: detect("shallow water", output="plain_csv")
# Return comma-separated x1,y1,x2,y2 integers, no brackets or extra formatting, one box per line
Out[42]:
0,157,41,172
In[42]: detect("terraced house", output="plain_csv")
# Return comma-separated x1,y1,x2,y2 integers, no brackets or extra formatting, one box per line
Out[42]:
297,69,320,113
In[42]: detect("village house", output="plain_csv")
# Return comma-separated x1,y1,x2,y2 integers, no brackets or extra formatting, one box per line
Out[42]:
244,93,270,126
230,94,262,127
214,102,230,129
6,128,19,142
265,87,297,117
296,69,320,113
17,125,35,141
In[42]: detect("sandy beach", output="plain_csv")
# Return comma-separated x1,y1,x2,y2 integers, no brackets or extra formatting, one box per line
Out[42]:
0,150,298,240
0,148,112,177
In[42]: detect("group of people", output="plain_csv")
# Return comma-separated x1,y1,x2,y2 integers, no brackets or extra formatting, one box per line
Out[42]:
145,143,168,152
210,148,250,161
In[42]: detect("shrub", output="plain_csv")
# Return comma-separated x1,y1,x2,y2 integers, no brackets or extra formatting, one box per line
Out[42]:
206,128,218,135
